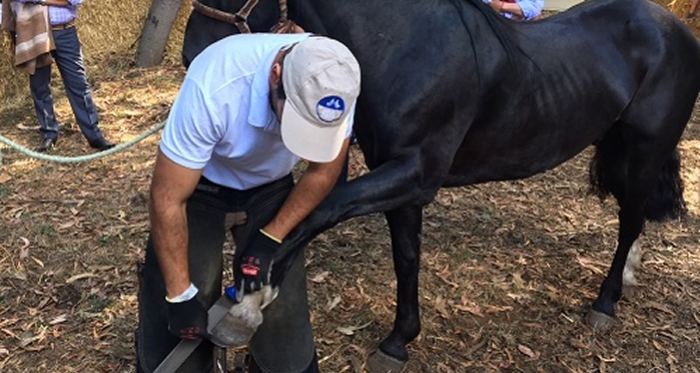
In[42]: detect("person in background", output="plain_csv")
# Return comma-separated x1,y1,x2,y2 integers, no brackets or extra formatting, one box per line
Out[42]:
687,0,699,19
484,0,544,21
14,0,113,152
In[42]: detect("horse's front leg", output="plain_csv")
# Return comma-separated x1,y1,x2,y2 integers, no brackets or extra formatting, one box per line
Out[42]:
367,205,423,373
278,156,437,259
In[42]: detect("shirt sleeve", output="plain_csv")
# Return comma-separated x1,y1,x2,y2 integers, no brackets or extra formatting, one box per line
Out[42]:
516,0,544,20
159,77,223,170
344,102,357,139
66,0,83,6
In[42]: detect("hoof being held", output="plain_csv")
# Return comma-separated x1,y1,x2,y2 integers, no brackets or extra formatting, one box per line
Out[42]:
366,349,407,373
586,309,616,329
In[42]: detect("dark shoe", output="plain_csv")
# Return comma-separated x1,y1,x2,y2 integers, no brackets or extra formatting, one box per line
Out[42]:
37,138,57,152
89,138,115,151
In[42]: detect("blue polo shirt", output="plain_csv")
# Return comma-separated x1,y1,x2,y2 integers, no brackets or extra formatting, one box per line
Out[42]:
160,33,355,190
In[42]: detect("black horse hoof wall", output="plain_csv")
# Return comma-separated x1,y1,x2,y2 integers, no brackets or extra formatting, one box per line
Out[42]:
367,349,407,373
586,309,616,329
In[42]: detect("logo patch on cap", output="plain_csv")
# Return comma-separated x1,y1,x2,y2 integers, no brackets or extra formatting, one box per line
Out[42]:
316,96,345,123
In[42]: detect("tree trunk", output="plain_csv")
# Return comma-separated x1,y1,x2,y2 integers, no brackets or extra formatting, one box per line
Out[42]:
135,0,183,67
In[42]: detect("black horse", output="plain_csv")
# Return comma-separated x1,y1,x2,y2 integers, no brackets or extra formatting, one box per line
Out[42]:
182,0,700,371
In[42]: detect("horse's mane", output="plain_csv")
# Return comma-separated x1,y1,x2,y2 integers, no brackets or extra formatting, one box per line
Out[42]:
450,0,524,72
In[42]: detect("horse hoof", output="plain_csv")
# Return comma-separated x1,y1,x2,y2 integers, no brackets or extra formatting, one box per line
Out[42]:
366,349,407,373
586,309,616,329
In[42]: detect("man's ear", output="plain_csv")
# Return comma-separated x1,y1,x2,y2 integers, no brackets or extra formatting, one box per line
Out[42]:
269,63,282,86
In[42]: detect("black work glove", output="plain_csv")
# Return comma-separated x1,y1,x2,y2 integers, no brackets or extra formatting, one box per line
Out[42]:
166,296,208,340
235,229,281,296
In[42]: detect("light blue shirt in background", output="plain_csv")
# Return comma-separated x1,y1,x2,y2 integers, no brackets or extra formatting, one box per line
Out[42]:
483,0,544,20
17,0,82,25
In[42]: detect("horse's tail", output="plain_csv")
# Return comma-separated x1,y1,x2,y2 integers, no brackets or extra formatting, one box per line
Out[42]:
589,124,686,222
644,148,687,221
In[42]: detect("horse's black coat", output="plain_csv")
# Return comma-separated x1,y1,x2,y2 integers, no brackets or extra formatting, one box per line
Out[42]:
183,0,700,368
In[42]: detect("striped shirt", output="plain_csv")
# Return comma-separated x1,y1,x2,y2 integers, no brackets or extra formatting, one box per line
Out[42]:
17,0,81,25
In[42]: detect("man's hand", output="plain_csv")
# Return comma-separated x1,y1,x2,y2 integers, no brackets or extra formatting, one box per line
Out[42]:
235,229,281,296
166,296,208,340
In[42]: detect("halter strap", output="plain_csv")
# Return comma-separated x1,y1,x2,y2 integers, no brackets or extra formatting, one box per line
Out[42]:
192,0,295,35
235,0,260,33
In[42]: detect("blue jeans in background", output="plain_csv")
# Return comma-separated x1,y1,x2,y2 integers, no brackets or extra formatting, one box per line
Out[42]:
29,25,105,143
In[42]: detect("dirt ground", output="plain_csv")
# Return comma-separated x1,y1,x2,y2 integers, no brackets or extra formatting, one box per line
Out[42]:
1,17,699,373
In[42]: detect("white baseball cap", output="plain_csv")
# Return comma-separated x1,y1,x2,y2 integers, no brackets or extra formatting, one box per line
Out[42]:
281,37,361,163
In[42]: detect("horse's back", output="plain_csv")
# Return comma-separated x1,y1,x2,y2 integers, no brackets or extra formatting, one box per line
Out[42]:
443,0,699,186
553,0,700,63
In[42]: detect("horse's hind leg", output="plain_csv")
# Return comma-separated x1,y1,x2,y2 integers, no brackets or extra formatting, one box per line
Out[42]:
587,118,687,327
367,205,423,373
621,240,643,298
587,184,648,328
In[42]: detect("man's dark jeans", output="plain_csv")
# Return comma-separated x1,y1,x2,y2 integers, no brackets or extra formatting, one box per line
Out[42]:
136,175,316,373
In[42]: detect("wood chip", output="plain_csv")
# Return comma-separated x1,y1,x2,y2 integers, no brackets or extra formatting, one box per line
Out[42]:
517,344,538,359
65,273,98,283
